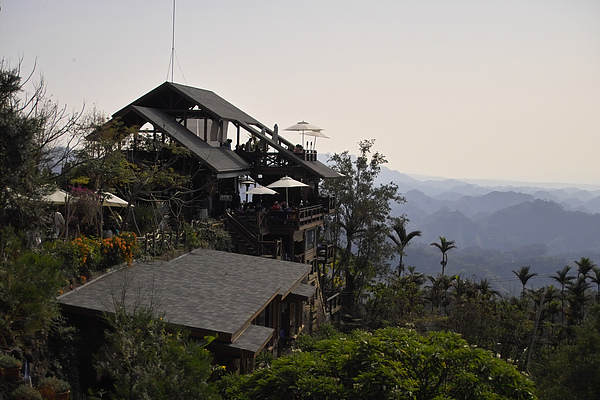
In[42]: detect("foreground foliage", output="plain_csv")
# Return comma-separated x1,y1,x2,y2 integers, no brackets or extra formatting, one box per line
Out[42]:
223,327,536,400
530,306,600,400
95,306,218,400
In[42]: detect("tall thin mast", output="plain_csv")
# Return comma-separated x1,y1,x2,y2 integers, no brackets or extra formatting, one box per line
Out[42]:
170,0,175,82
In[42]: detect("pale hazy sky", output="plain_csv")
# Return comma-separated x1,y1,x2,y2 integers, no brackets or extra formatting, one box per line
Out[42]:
1,1,599,186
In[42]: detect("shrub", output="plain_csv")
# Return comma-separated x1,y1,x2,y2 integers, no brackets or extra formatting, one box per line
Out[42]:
95,306,217,400
223,327,537,400
69,236,102,275
11,385,42,400
183,222,231,251
38,376,71,395
0,353,22,369
100,232,138,268
0,252,62,347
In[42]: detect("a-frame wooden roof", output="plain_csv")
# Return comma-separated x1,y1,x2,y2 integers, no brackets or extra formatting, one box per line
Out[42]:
112,81,341,180
114,82,261,127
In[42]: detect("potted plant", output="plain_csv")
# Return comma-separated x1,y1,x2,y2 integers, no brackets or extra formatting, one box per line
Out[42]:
0,353,22,379
38,376,71,400
11,385,43,400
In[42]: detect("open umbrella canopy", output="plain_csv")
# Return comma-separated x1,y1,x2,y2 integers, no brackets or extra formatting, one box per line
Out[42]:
284,121,323,147
267,176,309,189
239,176,255,186
246,185,278,195
43,189,70,205
102,192,129,208
304,130,329,138
267,176,308,205
283,121,322,132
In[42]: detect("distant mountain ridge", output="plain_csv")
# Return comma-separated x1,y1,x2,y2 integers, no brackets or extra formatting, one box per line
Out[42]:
376,166,600,255
318,154,600,288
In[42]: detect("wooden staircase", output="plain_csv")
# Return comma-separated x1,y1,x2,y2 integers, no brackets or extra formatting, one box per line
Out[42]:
224,212,282,259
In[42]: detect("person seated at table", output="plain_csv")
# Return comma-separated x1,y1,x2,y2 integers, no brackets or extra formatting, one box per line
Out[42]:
271,201,282,211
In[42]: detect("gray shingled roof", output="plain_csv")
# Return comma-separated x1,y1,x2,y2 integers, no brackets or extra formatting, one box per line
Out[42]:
58,248,311,351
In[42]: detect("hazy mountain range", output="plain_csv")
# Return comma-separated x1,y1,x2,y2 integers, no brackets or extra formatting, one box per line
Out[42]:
374,166,600,294
380,167,600,255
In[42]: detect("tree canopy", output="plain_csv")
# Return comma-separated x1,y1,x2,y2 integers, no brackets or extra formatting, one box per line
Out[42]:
321,139,404,309
222,326,536,400
0,61,83,230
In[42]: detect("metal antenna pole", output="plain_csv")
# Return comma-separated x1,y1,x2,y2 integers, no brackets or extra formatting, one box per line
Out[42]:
170,0,176,82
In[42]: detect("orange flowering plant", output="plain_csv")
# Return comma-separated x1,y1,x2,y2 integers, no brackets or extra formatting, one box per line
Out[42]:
51,232,139,285
100,232,139,268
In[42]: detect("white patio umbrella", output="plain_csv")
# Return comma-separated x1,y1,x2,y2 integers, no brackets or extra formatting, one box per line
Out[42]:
267,176,308,205
101,192,129,208
303,130,329,149
239,176,256,203
284,121,322,148
43,189,70,205
245,185,277,207
246,185,278,196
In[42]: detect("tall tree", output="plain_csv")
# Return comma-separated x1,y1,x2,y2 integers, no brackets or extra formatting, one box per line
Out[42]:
590,267,600,305
566,276,591,325
513,265,537,298
427,273,455,313
575,257,596,280
430,236,457,275
321,140,403,310
69,115,195,236
0,61,83,230
388,216,421,276
551,265,575,326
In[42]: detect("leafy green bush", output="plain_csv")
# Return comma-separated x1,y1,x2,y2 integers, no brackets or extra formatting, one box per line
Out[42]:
95,306,217,400
0,252,62,347
183,222,231,251
100,232,139,268
11,385,42,400
223,327,537,400
530,306,600,400
38,376,71,394
0,353,22,369
132,204,156,235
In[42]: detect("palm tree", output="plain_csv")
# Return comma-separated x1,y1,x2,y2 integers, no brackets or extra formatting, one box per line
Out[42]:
574,257,596,280
388,217,422,276
427,274,455,314
475,278,500,301
550,265,574,326
566,276,591,325
406,266,427,286
451,276,476,301
513,266,537,298
430,236,457,275
590,267,600,304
